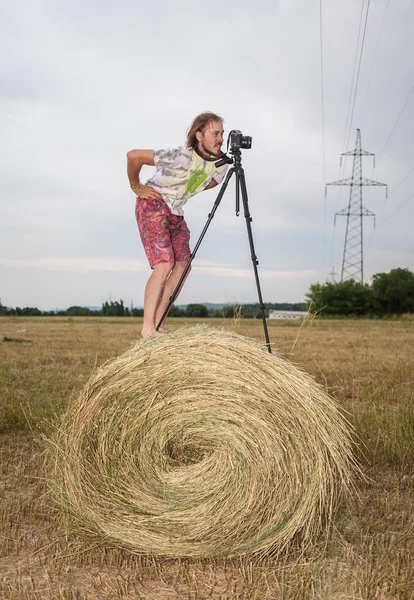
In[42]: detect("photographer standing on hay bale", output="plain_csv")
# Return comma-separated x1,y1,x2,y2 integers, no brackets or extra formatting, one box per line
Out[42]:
127,112,228,337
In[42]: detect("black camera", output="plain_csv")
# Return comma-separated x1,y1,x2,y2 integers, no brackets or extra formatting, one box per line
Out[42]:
229,130,252,150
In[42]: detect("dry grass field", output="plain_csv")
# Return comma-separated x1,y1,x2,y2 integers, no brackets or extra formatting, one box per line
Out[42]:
0,316,413,599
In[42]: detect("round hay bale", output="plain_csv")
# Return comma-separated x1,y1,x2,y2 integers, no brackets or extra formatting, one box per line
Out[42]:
50,325,356,558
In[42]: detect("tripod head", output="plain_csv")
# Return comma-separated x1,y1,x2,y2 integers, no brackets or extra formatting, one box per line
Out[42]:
214,153,233,168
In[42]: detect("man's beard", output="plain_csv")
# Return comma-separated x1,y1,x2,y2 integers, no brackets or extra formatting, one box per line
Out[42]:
202,143,221,158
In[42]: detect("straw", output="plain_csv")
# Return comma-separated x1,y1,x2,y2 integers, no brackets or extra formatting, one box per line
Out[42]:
48,325,357,558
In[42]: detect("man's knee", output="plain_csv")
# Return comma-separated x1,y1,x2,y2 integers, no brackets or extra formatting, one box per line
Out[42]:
153,261,174,280
174,260,191,275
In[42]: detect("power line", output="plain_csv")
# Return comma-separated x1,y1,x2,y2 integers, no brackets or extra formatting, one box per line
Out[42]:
366,166,414,256
377,163,414,224
378,80,414,157
365,0,414,241
338,1,370,208
319,0,328,276
319,0,326,185
330,1,371,274
389,164,414,196
366,163,414,259
342,0,367,155
331,0,367,236
361,0,390,113
383,190,414,222
374,0,414,159
344,0,371,152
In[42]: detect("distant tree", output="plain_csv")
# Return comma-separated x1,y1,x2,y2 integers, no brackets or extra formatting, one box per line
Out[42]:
371,268,414,315
210,305,256,318
211,305,233,318
209,303,306,318
265,302,307,312
169,306,186,317
66,306,95,316
102,300,125,316
306,280,372,316
14,307,43,316
185,304,209,318
0,302,11,315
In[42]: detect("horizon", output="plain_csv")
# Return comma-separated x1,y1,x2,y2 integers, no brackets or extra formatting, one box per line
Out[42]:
0,299,308,312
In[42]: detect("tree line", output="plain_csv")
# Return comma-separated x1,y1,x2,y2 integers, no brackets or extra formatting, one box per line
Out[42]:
307,268,414,316
0,300,142,318
1,268,412,318
0,300,306,318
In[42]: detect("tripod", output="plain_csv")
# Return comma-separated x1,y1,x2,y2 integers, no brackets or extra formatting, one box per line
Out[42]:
156,147,272,354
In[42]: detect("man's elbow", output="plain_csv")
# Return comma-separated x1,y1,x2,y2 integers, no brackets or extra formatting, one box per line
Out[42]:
127,150,140,162
127,149,155,166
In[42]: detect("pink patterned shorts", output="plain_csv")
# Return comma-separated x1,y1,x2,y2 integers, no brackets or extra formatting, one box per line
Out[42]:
135,198,191,268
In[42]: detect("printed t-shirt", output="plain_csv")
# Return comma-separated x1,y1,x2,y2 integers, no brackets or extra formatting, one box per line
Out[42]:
145,146,228,216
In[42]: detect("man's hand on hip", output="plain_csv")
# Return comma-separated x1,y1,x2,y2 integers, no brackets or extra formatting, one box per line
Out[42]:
131,184,163,200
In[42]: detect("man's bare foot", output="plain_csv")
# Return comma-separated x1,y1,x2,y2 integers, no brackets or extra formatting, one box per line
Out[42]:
158,326,173,334
141,327,162,338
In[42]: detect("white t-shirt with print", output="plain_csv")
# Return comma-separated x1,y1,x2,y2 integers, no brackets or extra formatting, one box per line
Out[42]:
145,146,228,216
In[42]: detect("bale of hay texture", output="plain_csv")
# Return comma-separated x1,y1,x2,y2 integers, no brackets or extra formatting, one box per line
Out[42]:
50,325,356,558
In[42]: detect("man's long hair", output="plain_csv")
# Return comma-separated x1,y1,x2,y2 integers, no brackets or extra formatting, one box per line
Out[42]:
186,112,224,150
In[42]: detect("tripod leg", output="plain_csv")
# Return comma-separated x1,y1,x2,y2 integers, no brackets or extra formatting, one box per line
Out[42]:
238,168,272,353
155,168,235,330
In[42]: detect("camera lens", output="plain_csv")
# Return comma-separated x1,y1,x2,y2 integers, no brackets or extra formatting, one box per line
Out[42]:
241,136,252,149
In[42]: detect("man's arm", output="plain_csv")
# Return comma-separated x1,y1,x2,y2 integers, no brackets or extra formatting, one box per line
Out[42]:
126,149,162,199
126,149,155,187
204,179,218,191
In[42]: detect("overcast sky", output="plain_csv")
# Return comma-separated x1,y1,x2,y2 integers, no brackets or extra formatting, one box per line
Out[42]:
1,0,413,310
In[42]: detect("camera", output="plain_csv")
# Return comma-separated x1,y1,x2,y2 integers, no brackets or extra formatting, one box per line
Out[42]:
229,130,252,150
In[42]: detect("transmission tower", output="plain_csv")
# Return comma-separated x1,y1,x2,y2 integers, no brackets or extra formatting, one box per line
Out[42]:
326,129,387,283
328,266,337,283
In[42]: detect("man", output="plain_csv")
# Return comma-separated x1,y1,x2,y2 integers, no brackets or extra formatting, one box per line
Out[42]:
127,112,228,337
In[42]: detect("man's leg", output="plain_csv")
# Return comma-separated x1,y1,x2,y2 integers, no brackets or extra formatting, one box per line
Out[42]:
155,261,192,329
154,213,192,330
135,198,177,336
141,261,174,337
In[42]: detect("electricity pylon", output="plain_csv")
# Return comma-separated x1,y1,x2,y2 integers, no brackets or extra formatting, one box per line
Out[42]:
326,129,387,284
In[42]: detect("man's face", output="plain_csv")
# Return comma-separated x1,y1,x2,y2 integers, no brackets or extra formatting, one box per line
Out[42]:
196,120,224,158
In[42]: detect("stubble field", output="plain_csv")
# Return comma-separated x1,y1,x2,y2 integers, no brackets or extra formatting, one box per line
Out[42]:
0,316,413,599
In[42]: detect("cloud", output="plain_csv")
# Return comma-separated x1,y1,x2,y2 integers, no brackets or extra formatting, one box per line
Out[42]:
0,256,318,281
0,257,146,273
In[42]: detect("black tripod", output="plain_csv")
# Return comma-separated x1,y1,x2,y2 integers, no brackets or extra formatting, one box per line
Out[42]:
156,147,272,354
